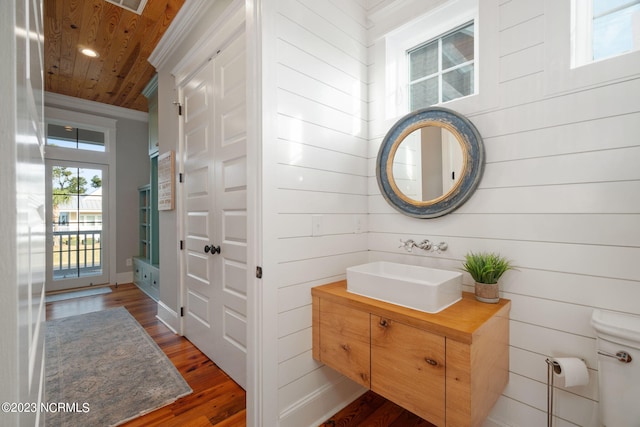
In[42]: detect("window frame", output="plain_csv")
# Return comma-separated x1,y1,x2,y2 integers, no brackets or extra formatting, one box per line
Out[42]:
407,21,476,110
383,0,479,118
44,107,115,165
545,0,640,95
572,0,640,68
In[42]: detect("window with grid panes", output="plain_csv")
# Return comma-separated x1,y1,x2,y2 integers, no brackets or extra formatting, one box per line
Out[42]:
408,22,475,110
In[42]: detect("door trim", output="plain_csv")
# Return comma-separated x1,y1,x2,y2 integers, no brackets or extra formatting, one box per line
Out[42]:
44,108,117,291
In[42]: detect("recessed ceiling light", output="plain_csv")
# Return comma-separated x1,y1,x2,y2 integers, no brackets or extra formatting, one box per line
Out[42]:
80,48,99,58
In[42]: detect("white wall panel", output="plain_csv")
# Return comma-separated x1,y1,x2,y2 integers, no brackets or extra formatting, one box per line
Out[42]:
510,322,597,368
275,252,366,291
484,112,640,162
277,164,367,195
276,190,368,214
269,0,370,424
277,234,368,263
275,15,367,81
458,182,640,214
328,0,369,29
278,116,367,158
276,65,367,118
278,305,312,338
299,0,368,44
472,79,640,137
278,350,322,388
278,140,367,177
279,328,312,363
277,89,366,137
499,43,544,83
498,0,543,30
276,41,366,98
499,15,544,57
276,213,368,238
507,294,596,337
279,0,367,64
482,146,640,188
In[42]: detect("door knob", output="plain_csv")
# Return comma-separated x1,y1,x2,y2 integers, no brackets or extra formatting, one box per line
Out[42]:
204,244,221,255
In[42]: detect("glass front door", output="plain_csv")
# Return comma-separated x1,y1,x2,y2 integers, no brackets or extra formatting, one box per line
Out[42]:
46,161,109,291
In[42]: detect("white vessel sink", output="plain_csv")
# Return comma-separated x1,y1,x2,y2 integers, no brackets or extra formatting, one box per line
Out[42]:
346,261,462,313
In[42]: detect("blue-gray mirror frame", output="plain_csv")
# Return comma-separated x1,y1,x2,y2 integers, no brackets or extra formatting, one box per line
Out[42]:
376,107,485,218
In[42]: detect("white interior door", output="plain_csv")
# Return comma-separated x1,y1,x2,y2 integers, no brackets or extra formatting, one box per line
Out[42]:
181,32,247,389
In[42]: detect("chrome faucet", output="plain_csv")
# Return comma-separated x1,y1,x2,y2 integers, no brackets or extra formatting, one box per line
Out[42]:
399,239,417,252
399,238,448,253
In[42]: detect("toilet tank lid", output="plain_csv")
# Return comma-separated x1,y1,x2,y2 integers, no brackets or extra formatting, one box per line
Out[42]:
592,309,640,344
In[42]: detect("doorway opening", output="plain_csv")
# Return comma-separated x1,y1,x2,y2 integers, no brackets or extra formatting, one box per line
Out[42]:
44,109,116,292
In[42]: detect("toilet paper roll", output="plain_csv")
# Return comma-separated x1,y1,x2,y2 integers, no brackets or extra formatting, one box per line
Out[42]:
551,357,589,387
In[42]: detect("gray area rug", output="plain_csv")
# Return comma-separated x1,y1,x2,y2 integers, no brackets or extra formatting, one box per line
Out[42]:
46,307,192,426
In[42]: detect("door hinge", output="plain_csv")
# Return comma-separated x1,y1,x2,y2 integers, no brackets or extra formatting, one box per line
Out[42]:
256,266,263,279
179,240,184,250
179,173,183,183
172,101,182,116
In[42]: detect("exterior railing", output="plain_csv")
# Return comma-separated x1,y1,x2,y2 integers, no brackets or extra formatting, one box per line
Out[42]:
52,230,102,279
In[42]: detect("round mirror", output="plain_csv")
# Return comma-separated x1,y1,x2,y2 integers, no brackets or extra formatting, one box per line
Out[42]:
377,107,484,218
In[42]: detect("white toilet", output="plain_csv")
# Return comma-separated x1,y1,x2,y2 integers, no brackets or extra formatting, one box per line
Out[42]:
591,309,640,427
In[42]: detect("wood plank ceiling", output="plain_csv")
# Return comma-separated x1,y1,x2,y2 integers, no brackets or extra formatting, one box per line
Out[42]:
44,0,186,112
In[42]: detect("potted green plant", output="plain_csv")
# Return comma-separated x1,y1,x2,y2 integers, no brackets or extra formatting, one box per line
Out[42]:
462,251,513,303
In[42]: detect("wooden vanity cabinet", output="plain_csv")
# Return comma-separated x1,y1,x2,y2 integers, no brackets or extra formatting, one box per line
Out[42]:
312,281,511,427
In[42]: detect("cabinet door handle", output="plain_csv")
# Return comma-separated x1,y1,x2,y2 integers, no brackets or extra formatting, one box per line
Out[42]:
379,319,389,327
425,358,438,366
340,344,351,352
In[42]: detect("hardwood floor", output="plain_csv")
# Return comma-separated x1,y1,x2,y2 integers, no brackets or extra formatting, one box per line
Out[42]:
319,391,436,427
46,283,433,427
46,283,246,427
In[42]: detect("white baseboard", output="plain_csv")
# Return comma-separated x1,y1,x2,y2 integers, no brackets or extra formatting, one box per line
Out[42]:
156,300,180,334
279,377,366,427
115,271,133,285
483,416,512,427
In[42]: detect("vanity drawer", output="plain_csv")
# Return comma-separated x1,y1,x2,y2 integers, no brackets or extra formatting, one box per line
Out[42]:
371,315,445,425
317,299,371,388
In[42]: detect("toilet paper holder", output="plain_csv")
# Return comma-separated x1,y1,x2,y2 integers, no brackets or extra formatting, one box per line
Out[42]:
545,357,588,427
545,358,558,427
597,350,632,363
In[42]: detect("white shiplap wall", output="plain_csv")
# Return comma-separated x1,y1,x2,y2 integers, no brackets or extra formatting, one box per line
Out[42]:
366,1,640,427
265,0,370,425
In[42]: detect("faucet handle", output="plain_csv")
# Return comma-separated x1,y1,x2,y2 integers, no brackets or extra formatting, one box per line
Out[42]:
399,238,415,252
433,242,448,253
417,239,432,251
